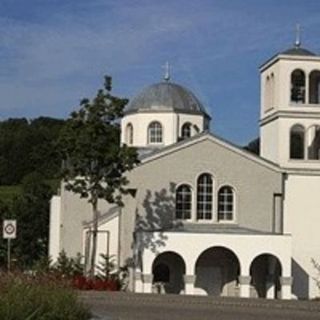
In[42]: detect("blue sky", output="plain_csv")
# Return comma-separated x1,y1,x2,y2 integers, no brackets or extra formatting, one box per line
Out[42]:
0,0,320,144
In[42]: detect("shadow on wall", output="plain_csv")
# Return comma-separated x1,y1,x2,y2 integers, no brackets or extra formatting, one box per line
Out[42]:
134,183,183,273
292,259,309,299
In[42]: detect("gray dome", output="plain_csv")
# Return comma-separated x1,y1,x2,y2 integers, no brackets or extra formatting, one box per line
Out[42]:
281,47,316,56
125,82,210,118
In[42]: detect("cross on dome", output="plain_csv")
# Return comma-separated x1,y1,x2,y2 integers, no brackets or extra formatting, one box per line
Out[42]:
295,23,301,48
162,62,171,82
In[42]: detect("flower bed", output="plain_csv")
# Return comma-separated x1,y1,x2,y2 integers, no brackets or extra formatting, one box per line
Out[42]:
72,275,120,291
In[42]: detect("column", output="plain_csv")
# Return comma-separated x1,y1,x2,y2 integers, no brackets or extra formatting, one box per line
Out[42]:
134,271,143,293
280,276,293,300
142,274,153,293
266,275,276,299
184,275,195,295
238,275,251,298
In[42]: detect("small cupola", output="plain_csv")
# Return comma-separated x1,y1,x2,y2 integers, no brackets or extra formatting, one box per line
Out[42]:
121,63,211,150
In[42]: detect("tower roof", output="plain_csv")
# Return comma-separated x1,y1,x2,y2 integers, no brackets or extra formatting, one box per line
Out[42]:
280,46,316,56
125,81,210,118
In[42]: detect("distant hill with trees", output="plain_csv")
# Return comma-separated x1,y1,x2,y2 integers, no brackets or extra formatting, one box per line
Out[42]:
0,117,65,186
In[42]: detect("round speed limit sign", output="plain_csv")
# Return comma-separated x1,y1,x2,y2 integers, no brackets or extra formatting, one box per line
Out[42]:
3,220,17,239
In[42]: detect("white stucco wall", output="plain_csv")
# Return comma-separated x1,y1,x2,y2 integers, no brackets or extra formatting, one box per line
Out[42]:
283,174,320,299
121,112,205,147
49,195,61,261
83,214,120,269
260,120,279,163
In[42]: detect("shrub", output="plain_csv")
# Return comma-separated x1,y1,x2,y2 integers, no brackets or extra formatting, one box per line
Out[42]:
0,273,91,320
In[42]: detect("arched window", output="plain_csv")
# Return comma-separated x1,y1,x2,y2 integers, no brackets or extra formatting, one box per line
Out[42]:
291,69,305,103
265,75,270,110
197,173,213,220
290,124,305,159
181,123,191,139
176,184,192,220
126,123,133,145
148,121,162,144
218,186,234,221
307,125,320,160
270,73,275,108
309,70,320,104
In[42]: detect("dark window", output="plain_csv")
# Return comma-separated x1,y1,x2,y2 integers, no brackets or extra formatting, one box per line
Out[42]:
176,184,192,219
181,123,191,139
218,186,234,221
290,125,305,159
309,70,320,104
291,69,306,103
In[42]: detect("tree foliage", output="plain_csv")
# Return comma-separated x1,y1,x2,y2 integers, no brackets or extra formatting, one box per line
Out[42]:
0,173,53,269
0,117,65,185
59,76,138,275
243,137,260,155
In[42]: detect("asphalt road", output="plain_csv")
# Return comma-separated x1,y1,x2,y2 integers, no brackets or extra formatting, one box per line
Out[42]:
80,292,320,320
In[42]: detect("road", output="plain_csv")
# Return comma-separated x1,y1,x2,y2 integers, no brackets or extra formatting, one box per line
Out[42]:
80,292,320,320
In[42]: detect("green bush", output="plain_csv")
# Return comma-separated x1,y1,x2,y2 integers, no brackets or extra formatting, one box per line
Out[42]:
0,273,91,320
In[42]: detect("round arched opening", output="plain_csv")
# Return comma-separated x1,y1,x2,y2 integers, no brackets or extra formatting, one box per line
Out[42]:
194,246,240,296
152,251,186,294
250,253,282,299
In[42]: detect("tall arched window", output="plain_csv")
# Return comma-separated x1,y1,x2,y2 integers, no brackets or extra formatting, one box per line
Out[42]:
218,186,234,221
148,121,163,144
197,173,213,220
307,125,320,160
291,69,305,103
181,123,191,139
270,73,275,108
309,70,320,104
176,184,192,220
290,124,305,159
126,123,133,145
264,75,270,110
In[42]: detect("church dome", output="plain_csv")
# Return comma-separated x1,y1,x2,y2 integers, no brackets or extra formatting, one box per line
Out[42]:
125,81,210,118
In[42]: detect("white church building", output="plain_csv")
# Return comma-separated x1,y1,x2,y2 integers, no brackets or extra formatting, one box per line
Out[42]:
49,40,320,300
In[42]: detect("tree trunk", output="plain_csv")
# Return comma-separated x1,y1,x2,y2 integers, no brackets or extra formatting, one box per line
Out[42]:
89,199,98,278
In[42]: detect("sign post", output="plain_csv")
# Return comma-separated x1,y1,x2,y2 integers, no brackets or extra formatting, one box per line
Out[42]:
3,220,17,272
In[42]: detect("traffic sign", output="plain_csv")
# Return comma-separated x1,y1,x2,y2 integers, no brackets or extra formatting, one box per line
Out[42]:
3,220,17,239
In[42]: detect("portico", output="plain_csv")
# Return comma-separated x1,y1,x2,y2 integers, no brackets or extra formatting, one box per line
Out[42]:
135,231,292,299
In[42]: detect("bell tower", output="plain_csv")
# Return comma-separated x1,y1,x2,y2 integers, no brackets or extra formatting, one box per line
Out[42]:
260,28,320,169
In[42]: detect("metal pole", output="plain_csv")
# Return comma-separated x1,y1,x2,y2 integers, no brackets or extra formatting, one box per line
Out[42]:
7,238,11,272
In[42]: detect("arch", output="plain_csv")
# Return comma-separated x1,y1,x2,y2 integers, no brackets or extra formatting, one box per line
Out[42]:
175,184,192,220
217,185,235,221
194,246,241,296
152,251,186,294
126,123,133,145
250,253,282,299
309,70,320,104
307,124,320,160
181,122,192,139
290,124,305,159
148,121,163,144
291,69,306,103
196,173,213,220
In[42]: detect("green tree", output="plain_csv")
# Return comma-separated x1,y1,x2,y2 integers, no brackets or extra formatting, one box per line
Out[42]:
12,172,53,268
59,76,138,276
